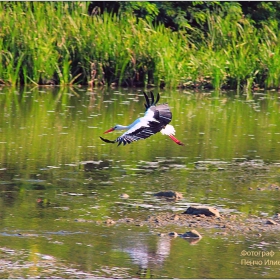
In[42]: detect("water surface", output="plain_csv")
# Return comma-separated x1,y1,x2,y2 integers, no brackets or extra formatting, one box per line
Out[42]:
1,86,280,278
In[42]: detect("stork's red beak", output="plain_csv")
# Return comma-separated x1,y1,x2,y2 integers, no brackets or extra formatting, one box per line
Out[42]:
104,127,115,134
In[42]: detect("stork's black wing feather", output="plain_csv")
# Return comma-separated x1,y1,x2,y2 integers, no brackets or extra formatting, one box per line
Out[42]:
152,104,172,126
100,136,116,144
115,121,163,146
143,92,150,110
143,91,160,111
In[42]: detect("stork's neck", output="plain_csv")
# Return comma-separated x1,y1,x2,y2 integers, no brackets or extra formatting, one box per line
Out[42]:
115,125,130,130
116,119,140,131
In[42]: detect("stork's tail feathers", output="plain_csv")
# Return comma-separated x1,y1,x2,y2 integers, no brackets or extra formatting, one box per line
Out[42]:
143,91,160,110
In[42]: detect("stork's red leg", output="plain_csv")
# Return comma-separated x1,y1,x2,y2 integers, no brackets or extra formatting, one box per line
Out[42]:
169,135,184,146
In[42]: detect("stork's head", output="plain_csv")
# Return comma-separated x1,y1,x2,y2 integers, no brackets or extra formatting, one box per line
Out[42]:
104,125,125,134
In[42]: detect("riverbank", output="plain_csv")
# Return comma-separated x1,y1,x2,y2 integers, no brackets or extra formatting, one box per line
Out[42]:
114,211,280,237
2,210,279,279
1,2,280,91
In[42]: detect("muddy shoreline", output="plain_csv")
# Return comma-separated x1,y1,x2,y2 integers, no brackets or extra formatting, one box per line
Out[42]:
2,210,280,279
113,211,280,237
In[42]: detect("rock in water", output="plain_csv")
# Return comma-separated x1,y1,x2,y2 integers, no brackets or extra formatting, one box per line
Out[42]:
120,193,129,199
266,219,277,225
104,219,115,225
181,229,202,239
154,191,183,199
183,206,220,217
168,232,178,238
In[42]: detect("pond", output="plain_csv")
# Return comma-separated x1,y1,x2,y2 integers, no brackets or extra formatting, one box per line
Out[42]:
0,86,280,278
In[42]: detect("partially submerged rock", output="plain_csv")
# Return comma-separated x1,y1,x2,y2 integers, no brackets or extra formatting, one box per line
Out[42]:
183,206,220,217
272,213,280,220
181,229,202,239
120,193,129,199
154,191,183,200
266,219,278,225
104,219,115,225
168,231,178,238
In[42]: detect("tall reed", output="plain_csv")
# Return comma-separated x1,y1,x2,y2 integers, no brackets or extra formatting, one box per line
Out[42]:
1,2,280,90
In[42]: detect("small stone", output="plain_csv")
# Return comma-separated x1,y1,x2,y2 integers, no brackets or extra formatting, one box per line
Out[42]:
266,219,277,225
168,232,178,238
154,191,183,200
120,193,129,199
181,229,202,239
171,214,179,221
104,219,115,225
272,213,280,219
124,218,134,223
74,218,87,223
183,206,220,217
270,183,279,190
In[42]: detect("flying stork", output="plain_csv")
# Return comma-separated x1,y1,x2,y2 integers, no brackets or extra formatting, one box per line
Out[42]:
100,92,184,146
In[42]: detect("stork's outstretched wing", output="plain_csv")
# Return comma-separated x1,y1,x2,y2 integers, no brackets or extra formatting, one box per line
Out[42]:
100,118,163,146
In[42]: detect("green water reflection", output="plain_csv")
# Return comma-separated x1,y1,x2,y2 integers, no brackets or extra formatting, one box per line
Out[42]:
1,86,280,278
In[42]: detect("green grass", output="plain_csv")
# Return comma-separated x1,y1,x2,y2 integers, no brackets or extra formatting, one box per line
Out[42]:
1,2,280,91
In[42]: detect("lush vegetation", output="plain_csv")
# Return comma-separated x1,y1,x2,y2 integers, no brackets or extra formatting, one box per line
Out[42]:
1,1,280,91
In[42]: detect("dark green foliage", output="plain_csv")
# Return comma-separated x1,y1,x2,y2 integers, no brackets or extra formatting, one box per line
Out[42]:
240,1,280,27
